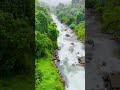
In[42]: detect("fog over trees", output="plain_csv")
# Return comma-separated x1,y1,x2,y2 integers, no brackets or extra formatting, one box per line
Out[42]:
38,0,71,7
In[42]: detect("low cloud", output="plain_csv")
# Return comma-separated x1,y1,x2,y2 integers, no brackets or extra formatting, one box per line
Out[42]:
39,0,71,7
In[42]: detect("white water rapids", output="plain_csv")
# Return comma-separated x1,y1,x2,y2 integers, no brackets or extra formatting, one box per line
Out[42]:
51,14,85,90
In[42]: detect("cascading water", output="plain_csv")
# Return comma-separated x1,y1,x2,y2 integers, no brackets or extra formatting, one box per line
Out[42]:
51,14,85,90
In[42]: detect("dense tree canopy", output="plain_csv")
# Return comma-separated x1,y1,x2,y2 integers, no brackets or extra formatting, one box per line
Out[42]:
35,2,64,90
35,4,58,58
0,0,34,74
86,0,120,39
55,1,85,40
0,0,35,89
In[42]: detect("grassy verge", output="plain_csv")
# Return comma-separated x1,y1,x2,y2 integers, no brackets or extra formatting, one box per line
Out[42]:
35,54,64,90
0,75,34,90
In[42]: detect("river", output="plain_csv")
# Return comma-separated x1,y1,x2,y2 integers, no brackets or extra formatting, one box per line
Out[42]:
51,14,85,90
85,9,120,89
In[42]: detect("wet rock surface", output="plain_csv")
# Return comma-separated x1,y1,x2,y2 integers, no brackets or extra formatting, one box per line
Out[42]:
71,42,74,45
77,56,85,66
65,34,70,37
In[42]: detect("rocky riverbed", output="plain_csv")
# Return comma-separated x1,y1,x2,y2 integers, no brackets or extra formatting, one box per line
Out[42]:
52,14,85,90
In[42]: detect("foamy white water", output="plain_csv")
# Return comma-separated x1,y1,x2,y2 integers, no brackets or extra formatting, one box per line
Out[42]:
51,14,85,90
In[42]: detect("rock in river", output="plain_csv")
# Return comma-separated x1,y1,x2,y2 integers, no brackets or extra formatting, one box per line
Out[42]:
65,34,70,37
78,56,85,65
57,59,60,62
71,42,74,45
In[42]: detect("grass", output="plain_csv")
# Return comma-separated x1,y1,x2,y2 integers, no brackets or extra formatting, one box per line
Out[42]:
35,54,65,90
0,75,34,90
0,54,35,90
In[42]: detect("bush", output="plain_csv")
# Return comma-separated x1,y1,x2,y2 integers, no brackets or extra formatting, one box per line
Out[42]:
70,23,76,29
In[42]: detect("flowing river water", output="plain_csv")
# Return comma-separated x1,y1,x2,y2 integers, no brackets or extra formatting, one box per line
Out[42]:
51,14,85,90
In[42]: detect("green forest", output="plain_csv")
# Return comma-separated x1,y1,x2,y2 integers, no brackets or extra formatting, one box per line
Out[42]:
55,0,85,40
1,0,119,90
86,0,120,39
35,0,86,89
35,2,64,90
0,0,35,90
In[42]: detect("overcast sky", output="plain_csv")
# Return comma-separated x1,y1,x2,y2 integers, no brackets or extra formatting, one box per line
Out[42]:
39,0,71,7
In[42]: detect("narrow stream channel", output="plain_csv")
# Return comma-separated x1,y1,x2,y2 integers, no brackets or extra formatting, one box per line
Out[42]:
51,14,85,90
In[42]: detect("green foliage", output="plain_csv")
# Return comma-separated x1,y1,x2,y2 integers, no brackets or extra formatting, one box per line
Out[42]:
76,12,84,24
0,75,34,90
86,0,120,39
35,11,48,33
0,0,35,89
48,23,58,42
75,21,85,40
70,23,76,29
35,70,42,86
86,0,97,8
35,4,58,58
35,3,64,90
0,5,34,74
35,31,53,58
35,57,64,90
55,2,85,40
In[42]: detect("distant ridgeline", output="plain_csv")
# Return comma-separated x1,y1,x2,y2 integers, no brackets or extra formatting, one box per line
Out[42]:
55,0,85,40
86,0,120,39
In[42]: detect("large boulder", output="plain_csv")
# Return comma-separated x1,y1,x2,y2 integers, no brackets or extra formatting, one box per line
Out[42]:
57,59,60,62
65,34,70,37
77,56,85,65
80,57,85,64
71,42,74,45
65,29,67,31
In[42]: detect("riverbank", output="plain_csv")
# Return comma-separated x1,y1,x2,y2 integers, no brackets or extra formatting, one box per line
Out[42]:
35,54,65,90
86,9,120,89
55,2,85,41
52,14,85,90
35,3,65,90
